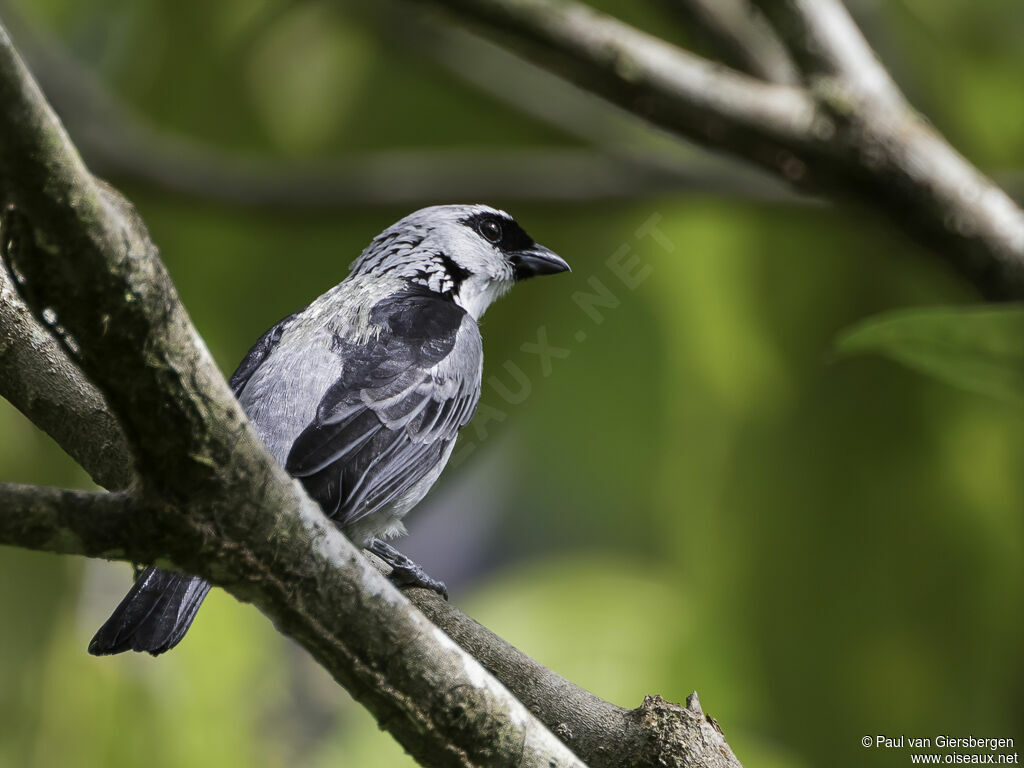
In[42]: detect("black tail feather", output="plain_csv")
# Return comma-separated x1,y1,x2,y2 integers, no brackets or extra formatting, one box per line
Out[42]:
88,567,211,656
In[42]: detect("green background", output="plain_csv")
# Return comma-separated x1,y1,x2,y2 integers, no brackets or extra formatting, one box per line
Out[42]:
1,1,1022,767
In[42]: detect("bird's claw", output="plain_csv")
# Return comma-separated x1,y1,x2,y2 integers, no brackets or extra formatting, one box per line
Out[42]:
388,563,449,601
368,539,449,600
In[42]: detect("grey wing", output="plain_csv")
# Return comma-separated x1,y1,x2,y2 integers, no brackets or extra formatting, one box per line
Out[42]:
285,291,481,530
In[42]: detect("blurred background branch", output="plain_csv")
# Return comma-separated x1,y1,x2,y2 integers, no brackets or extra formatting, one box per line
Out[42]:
408,0,1024,298
660,0,799,85
751,0,903,105
0,0,800,206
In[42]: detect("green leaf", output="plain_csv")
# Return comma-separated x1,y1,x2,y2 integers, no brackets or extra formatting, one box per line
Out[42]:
834,305,1024,405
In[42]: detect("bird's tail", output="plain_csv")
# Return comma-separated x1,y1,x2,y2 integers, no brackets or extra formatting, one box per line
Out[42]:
88,567,211,656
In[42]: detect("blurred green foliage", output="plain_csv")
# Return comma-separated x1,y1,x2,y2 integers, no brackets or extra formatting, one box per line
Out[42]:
1,1,1023,767
837,305,1024,406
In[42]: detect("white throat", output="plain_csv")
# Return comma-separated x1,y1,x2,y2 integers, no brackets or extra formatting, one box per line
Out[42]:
455,277,513,319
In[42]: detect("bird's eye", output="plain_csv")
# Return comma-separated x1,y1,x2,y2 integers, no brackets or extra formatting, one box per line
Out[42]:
478,219,503,244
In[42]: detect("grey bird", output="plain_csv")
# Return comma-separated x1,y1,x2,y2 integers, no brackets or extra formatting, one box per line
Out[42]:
88,204,569,656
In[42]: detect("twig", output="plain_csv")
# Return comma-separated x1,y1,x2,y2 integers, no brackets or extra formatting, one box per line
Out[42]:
0,253,133,490
0,484,145,559
752,0,901,105
661,0,799,84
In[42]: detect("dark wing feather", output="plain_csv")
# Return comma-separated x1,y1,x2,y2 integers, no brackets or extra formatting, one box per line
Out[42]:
286,287,478,529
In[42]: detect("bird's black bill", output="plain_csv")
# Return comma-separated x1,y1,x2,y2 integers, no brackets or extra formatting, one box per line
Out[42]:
510,245,570,281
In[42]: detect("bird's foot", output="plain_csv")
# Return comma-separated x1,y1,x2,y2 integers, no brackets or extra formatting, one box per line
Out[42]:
368,539,449,600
